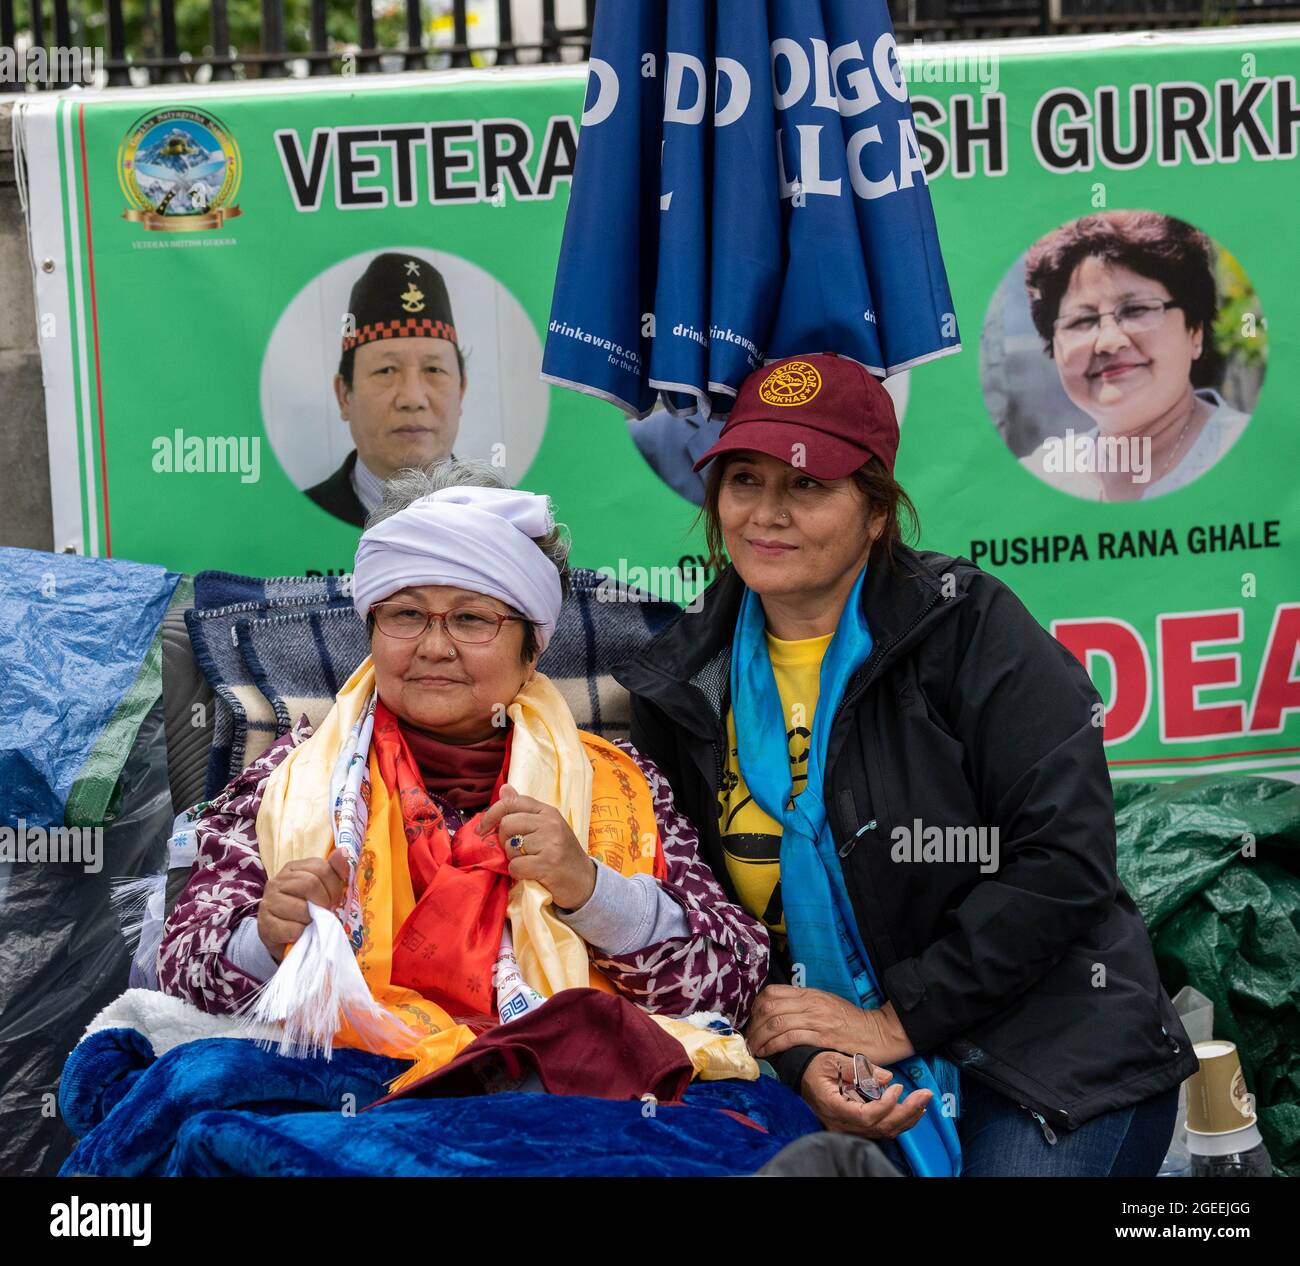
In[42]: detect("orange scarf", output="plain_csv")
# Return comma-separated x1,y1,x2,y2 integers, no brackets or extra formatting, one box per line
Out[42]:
379,702,514,1016
336,705,668,1090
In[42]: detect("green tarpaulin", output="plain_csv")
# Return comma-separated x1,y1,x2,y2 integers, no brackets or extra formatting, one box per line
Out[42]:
1116,777,1300,1177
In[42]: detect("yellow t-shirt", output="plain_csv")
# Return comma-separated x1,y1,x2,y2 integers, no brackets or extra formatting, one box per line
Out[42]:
719,630,832,939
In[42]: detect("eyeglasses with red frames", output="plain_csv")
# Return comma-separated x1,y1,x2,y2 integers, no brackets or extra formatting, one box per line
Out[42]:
370,601,527,645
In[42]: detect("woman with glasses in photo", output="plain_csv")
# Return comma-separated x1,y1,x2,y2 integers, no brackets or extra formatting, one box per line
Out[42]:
1019,210,1250,501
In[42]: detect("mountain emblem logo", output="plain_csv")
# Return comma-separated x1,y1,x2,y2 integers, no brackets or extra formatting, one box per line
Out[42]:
118,107,242,232
758,360,822,407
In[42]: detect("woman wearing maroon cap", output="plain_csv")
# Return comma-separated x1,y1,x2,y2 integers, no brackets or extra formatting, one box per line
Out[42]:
616,352,1195,1177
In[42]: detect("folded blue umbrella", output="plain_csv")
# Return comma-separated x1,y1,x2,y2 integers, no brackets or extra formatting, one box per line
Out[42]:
543,0,961,418
0,548,181,828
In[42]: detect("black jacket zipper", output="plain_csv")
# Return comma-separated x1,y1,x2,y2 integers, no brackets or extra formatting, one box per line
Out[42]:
822,587,1077,1133
818,587,942,961
960,1058,1075,1131
1023,1105,1059,1145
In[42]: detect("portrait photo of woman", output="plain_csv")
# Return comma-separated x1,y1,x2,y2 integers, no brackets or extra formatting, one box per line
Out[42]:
981,210,1265,502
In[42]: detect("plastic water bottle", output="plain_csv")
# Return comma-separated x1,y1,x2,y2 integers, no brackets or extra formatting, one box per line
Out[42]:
1157,1127,1190,1178
1187,1122,1273,1177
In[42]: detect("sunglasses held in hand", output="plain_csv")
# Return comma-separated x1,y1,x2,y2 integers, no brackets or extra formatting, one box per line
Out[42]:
837,1052,883,1103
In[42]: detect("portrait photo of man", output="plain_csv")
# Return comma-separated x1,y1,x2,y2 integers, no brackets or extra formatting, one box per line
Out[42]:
306,253,468,527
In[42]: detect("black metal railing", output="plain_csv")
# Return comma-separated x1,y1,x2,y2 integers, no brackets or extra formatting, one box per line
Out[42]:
901,0,1300,39
0,0,596,89
1,0,1298,92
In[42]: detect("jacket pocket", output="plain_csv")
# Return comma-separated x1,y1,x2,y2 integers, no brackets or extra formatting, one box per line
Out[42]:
963,920,1182,1121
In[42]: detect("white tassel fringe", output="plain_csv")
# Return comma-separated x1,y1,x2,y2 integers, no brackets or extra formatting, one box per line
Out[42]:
110,873,169,985
237,904,418,1060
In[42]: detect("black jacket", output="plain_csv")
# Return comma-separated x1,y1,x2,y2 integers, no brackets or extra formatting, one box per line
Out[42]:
615,545,1198,1131
305,451,367,528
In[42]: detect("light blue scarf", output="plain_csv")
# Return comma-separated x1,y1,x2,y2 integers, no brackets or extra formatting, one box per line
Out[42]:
731,564,962,1178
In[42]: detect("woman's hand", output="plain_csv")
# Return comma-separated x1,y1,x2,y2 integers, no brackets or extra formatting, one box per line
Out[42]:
745,985,915,1065
257,852,349,963
478,784,597,911
800,1051,931,1139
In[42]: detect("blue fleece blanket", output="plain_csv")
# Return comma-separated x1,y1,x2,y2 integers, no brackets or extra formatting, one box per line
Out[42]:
59,1028,820,1177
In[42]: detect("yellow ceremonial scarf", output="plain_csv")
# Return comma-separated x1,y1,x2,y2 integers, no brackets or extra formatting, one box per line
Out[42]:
256,658,756,1090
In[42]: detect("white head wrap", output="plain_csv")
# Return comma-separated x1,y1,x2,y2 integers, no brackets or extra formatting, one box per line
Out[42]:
352,485,563,650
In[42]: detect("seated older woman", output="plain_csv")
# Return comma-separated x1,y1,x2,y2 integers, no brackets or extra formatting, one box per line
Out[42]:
157,462,767,1090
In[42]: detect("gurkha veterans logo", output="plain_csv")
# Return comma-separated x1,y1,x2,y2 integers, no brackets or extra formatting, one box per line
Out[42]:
117,107,242,232
758,359,823,407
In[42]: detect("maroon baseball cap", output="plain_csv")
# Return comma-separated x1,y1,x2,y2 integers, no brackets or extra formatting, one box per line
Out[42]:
693,352,899,480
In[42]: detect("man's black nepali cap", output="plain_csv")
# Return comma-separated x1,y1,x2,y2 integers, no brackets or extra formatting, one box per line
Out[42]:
342,252,458,353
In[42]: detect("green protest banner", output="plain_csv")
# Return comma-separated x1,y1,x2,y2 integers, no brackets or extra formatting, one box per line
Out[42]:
897,27,1297,782
16,27,1300,780
19,68,612,573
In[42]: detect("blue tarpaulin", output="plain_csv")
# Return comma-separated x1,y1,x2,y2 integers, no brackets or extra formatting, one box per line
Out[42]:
0,548,181,828
543,0,961,418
